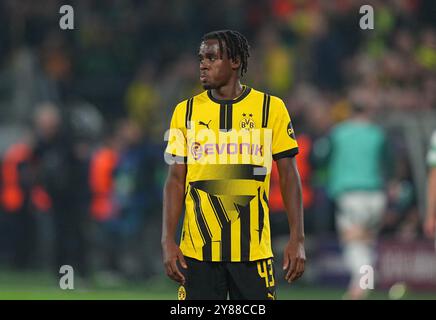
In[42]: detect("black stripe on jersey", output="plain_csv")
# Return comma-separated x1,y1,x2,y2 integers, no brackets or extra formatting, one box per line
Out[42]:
208,194,230,226
208,195,222,228
235,203,251,261
189,188,205,244
262,94,271,128
258,187,264,244
185,98,193,129
219,104,226,131
190,187,212,260
272,147,299,161
262,189,269,207
226,104,233,131
208,194,231,261
186,218,196,252
219,104,233,132
194,188,212,238
190,164,267,183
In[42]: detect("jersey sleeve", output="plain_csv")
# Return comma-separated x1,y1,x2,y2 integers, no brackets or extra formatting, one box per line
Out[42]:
427,130,436,167
271,97,299,161
164,102,187,164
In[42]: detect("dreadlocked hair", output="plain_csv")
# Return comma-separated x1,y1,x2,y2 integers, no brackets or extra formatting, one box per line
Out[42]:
201,30,250,77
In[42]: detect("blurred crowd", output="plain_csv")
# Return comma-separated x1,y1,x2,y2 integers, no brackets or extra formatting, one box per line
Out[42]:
0,0,435,282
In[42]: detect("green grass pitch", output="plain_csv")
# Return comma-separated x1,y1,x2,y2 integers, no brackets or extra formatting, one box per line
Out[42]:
0,270,435,300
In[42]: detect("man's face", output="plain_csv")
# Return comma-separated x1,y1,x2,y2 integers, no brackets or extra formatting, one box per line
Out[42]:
35,106,61,140
198,39,239,90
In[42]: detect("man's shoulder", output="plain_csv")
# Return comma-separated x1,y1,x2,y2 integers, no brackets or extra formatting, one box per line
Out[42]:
329,121,350,137
174,91,209,110
249,88,287,115
331,120,385,138
249,87,284,102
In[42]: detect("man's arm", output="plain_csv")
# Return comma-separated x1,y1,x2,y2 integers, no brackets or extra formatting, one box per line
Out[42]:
276,157,306,283
162,162,187,284
425,167,436,239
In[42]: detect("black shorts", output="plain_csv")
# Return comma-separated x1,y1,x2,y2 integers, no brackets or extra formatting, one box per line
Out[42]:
178,257,276,300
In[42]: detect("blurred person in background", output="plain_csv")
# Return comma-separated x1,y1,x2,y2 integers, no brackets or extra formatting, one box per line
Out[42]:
88,128,121,283
0,132,42,270
425,130,436,242
124,62,162,142
325,87,390,300
382,155,417,239
112,118,158,280
90,118,159,283
33,102,89,279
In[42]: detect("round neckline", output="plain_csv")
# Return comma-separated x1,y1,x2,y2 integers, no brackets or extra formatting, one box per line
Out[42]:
207,86,252,104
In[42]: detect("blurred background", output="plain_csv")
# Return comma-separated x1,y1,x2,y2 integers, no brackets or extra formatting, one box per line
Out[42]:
0,0,435,299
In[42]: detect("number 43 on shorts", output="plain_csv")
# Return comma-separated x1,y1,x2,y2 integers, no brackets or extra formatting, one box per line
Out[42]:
257,258,275,288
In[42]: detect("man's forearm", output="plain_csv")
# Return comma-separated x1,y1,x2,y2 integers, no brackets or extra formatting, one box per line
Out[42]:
278,159,305,242
162,176,185,243
290,181,304,242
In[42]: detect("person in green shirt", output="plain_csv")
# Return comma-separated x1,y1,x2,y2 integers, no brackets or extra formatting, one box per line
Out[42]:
326,88,389,300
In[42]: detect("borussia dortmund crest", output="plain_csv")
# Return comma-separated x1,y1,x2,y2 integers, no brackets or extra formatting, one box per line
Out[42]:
178,285,186,300
240,113,256,130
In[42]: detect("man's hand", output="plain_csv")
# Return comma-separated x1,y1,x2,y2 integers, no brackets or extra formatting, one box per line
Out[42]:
283,240,305,283
162,240,187,284
424,214,436,239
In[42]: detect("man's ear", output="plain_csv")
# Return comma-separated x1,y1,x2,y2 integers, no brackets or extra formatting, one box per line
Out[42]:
231,56,241,70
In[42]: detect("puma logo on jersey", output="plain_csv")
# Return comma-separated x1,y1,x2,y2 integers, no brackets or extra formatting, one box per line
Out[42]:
199,120,211,129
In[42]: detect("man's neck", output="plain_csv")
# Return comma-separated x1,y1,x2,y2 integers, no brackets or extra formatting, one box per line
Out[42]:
352,113,371,122
211,81,243,101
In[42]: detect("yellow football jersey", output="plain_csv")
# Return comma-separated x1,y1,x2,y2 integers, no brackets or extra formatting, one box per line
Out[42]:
165,86,298,262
